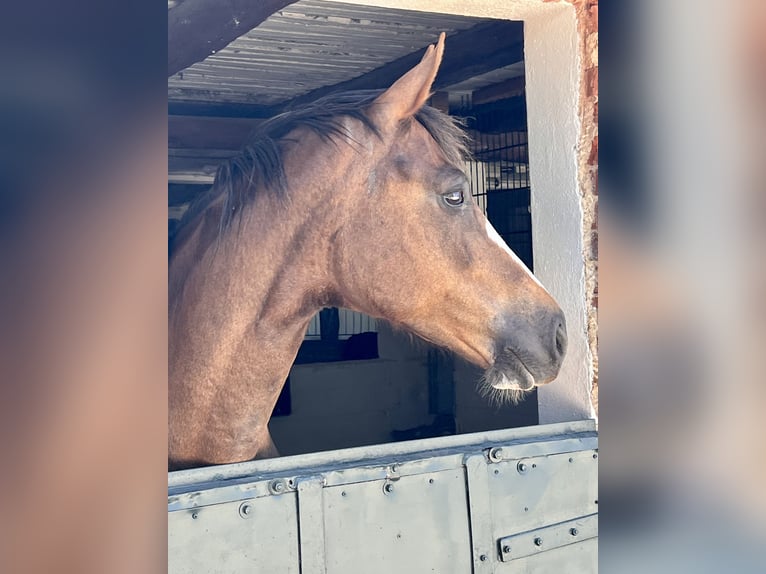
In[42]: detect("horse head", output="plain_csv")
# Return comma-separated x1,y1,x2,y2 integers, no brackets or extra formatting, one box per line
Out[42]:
281,33,567,401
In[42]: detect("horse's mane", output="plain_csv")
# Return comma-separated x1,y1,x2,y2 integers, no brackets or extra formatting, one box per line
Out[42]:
171,89,470,250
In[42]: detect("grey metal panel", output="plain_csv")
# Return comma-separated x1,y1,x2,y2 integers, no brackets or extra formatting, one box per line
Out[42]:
486,449,598,573
168,493,300,574
487,449,599,538
167,421,598,573
322,467,472,574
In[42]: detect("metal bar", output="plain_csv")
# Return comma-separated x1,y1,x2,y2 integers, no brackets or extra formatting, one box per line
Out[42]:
297,477,327,574
465,454,495,573
169,420,597,488
498,513,598,562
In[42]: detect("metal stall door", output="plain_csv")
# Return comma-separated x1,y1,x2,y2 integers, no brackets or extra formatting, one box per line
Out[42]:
168,420,597,574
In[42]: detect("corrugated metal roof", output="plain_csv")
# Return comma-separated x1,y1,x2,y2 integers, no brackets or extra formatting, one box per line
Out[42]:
168,0,491,106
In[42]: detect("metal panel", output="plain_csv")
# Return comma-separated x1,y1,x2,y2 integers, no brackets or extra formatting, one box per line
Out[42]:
167,421,598,573
168,493,300,573
322,467,472,574
487,449,599,538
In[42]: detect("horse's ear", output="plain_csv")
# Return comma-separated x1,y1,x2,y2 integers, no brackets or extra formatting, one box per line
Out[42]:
371,32,445,130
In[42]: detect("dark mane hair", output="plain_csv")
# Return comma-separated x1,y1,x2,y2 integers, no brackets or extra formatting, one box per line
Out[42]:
172,89,471,246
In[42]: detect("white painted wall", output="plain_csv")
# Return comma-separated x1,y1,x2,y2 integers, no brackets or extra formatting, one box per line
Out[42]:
524,8,595,422
325,0,594,424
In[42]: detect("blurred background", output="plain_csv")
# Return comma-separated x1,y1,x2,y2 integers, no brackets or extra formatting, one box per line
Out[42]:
600,0,766,571
0,0,764,572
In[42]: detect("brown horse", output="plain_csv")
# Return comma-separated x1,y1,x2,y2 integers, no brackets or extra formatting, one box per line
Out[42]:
169,34,567,469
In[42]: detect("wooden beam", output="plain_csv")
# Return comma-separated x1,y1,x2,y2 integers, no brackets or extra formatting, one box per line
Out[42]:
281,20,523,111
472,76,526,106
168,100,276,119
168,115,263,150
169,0,297,76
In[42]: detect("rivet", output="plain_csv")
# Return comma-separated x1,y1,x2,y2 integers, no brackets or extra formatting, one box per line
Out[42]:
569,457,574,463
341,491,347,497
517,462,528,474
191,511,198,519
534,537,543,547
593,453,598,459
428,478,434,484
479,554,488,562
502,545,511,554
269,479,285,494
238,502,253,519
570,528,579,536
493,469,499,475
524,507,529,512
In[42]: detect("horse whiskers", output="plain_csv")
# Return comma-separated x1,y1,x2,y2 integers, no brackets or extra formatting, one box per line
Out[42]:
477,373,531,407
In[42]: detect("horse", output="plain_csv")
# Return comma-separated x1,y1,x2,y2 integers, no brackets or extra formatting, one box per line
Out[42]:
169,34,567,469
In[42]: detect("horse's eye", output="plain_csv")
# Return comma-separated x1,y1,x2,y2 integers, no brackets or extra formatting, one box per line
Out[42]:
443,189,464,207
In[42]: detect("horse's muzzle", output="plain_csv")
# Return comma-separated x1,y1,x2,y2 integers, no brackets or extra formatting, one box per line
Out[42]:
489,308,568,390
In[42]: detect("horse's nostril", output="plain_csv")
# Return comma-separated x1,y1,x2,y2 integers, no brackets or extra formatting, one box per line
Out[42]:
555,322,567,358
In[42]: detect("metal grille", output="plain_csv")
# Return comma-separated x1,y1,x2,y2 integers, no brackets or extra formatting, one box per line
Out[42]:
460,101,533,271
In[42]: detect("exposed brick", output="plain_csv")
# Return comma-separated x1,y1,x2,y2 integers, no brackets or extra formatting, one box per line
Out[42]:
585,67,598,98
588,134,599,166
591,198,598,228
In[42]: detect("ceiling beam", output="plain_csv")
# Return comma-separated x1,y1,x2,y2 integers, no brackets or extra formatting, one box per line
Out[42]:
281,20,524,111
169,0,297,77
472,76,525,106
168,115,264,150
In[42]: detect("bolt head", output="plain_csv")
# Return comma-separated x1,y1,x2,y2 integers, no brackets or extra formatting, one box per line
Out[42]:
502,545,511,553
269,479,285,494
384,483,394,493
517,462,528,473
570,528,579,536
479,554,488,562
238,502,253,518
534,537,543,547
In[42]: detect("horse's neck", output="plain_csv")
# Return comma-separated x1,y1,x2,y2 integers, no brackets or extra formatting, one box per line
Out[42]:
170,205,322,379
